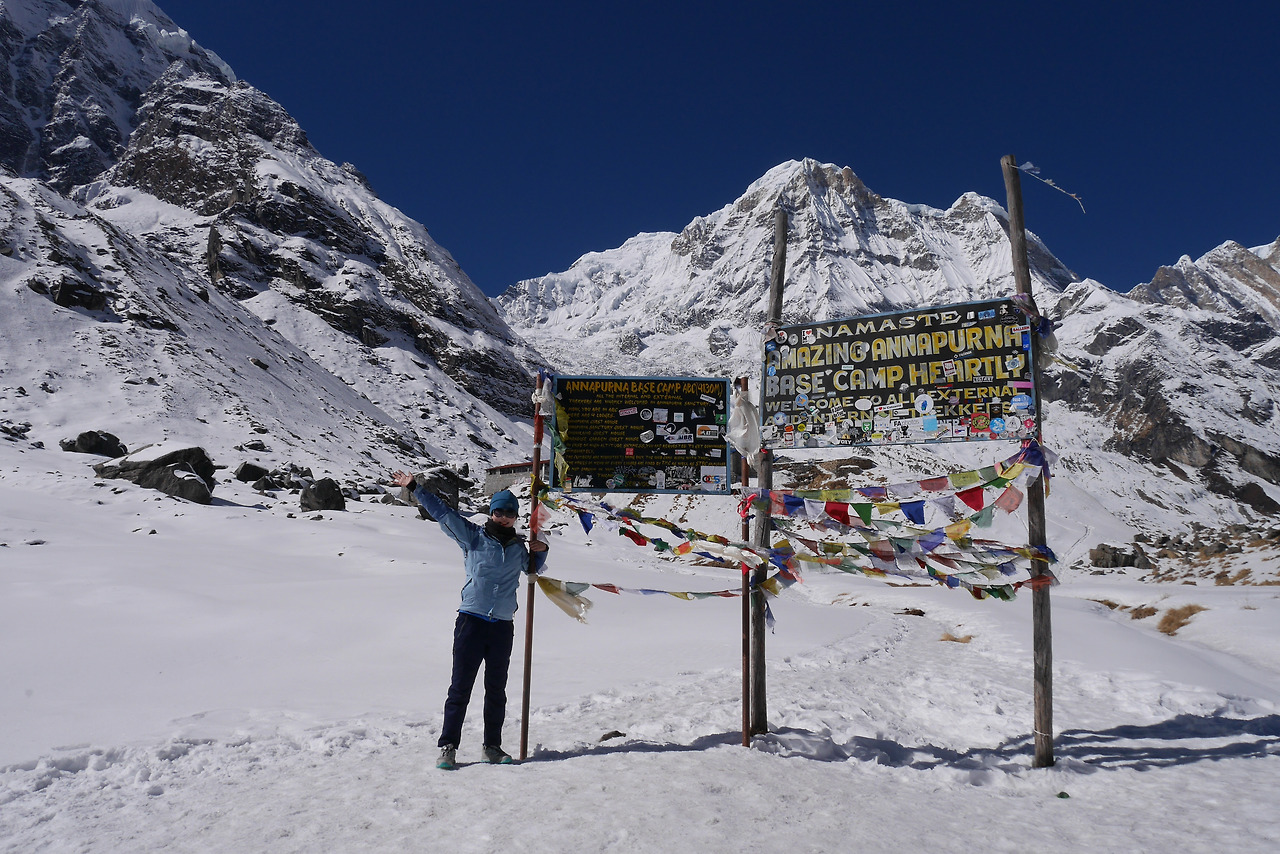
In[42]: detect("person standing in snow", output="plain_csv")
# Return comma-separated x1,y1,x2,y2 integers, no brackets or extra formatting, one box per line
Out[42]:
390,470,547,769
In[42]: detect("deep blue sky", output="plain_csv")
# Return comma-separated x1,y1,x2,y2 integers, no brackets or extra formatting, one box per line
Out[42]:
157,0,1278,297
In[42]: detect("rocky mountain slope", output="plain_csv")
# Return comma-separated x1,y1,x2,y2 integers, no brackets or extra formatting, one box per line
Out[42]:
0,0,233,193
0,170,443,483
0,0,545,482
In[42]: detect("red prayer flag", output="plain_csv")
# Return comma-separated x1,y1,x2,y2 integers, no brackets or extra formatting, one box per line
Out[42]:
994,486,1024,513
956,486,985,512
620,527,648,546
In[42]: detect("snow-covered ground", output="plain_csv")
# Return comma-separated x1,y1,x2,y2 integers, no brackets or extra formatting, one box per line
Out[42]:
2,438,1278,853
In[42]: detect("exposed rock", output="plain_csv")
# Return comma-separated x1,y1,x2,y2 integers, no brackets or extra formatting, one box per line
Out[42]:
301,477,346,512
0,0,232,192
1088,543,1152,569
1236,482,1280,516
51,277,109,311
402,465,472,520
1206,431,1280,486
233,461,271,482
360,322,387,348
92,65,544,418
269,463,315,490
93,445,217,504
1,421,34,442
59,430,128,457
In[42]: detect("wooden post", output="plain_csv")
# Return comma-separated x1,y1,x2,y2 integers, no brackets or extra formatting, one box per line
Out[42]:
1001,154,1054,768
519,371,547,761
750,207,787,736
737,377,752,747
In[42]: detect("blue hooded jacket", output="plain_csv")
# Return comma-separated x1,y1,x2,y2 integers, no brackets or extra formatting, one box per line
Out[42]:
414,486,547,621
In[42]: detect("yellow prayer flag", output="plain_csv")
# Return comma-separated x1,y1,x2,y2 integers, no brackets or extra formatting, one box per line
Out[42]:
537,576,593,623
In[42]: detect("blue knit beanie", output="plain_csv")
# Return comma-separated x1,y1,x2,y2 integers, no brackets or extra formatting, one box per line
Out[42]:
489,489,519,514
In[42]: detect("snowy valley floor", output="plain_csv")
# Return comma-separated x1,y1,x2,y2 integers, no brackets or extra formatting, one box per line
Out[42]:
2,440,1278,853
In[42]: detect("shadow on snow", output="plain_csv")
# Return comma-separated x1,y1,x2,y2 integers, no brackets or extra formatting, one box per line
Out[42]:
527,714,1280,772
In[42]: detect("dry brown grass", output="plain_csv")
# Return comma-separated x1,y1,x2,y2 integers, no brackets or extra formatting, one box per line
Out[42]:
1158,605,1207,635
1214,569,1252,586
690,558,738,569
940,632,974,643
1130,606,1158,620
1091,599,1124,611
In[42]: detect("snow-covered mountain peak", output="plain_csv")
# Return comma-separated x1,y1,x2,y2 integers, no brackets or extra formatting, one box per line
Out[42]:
497,158,1077,379
1128,238,1280,330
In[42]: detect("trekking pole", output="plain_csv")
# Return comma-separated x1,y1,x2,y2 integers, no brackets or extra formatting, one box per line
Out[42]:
519,370,547,761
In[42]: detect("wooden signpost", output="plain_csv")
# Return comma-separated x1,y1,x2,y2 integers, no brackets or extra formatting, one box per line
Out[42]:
749,207,788,736
1001,154,1055,768
519,371,546,762
737,376,752,747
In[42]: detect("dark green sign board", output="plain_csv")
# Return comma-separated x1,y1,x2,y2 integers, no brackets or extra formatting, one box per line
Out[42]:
760,298,1036,449
550,376,731,493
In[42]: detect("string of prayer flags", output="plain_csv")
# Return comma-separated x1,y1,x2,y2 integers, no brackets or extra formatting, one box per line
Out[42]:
759,481,1024,537
532,441,1060,604
535,571,791,622
546,485,1055,591
784,531,1056,597
994,486,1024,513
770,440,1054,506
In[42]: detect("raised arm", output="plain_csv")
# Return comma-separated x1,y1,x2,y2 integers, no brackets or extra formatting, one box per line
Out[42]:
390,470,481,550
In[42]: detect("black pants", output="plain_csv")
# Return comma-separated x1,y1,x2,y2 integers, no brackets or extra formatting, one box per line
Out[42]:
438,612,515,748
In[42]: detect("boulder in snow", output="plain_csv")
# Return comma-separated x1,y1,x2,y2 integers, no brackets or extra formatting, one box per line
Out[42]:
93,445,217,504
60,430,128,458
234,461,271,482
301,478,346,512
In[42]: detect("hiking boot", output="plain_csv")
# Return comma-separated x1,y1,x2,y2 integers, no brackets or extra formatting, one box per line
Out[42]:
437,744,457,770
482,744,513,764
